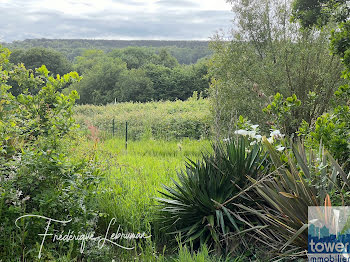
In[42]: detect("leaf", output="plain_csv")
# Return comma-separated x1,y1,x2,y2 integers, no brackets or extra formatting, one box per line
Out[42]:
279,192,297,199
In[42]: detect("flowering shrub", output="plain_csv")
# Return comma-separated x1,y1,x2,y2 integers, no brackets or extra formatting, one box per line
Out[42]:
230,116,286,152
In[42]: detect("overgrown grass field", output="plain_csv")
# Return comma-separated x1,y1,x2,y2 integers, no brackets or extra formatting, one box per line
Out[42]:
74,94,211,140
70,136,214,260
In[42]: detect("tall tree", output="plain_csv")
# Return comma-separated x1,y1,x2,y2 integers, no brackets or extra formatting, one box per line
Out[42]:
117,69,154,102
70,57,127,104
209,0,344,136
10,47,72,76
108,47,157,69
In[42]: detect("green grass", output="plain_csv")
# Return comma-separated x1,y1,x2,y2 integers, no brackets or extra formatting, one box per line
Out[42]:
94,138,210,230
74,95,211,140
70,136,212,260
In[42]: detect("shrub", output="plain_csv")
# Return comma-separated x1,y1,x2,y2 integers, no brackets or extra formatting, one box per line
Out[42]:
0,46,101,260
233,138,350,259
298,86,350,171
157,136,268,255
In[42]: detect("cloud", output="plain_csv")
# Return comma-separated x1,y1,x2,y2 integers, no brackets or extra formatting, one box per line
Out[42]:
0,0,233,42
156,0,199,8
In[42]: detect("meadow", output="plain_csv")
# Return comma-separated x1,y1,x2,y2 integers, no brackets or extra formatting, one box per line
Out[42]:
74,94,211,140
69,135,224,261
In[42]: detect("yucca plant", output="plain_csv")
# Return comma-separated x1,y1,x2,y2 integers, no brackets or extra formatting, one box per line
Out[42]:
157,136,268,254
232,138,350,259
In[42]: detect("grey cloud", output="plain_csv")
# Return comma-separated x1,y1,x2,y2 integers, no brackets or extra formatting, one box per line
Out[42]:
110,0,145,5
1,2,233,42
156,0,199,7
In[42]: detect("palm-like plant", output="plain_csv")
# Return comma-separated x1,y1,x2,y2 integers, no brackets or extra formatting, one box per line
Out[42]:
157,137,268,253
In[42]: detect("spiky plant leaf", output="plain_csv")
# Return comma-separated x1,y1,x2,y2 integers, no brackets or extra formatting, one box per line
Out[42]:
157,136,267,253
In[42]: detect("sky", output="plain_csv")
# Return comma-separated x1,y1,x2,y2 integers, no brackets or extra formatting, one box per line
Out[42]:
0,0,234,42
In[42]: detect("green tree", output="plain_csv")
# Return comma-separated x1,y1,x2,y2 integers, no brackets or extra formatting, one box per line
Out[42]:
190,58,210,98
156,48,179,68
292,0,348,29
70,47,208,104
9,47,72,76
73,49,106,74
117,68,154,102
143,63,173,100
108,46,158,69
0,45,101,260
8,48,73,96
209,0,344,136
292,0,350,170
71,57,127,104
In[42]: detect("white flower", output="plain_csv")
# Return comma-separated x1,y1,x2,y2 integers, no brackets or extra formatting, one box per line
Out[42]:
251,125,259,130
223,138,230,142
267,137,274,144
270,130,284,139
276,145,285,152
22,196,30,202
270,130,281,137
247,131,256,138
234,129,249,136
250,141,257,146
255,135,262,141
16,190,23,198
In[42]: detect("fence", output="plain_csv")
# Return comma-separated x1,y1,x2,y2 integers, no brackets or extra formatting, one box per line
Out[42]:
80,117,211,142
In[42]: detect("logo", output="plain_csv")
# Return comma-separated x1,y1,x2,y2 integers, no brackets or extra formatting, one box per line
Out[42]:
15,215,151,259
308,207,350,262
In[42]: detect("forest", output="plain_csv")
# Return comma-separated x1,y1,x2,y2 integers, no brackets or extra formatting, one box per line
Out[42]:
3,39,211,64
1,0,350,261
6,45,210,104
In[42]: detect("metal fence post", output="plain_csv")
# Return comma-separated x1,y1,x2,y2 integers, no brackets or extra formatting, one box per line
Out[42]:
112,119,115,137
125,121,128,150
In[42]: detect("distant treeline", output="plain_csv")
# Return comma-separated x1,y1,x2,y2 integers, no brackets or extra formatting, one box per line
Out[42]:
3,39,212,64
7,45,210,105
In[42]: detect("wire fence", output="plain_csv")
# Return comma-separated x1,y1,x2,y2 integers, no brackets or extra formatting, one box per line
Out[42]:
82,118,211,142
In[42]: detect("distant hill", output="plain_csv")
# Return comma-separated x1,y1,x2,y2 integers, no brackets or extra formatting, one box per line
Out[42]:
2,39,212,64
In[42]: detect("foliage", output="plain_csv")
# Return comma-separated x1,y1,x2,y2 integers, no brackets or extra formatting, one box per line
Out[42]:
71,136,210,260
157,136,268,255
4,39,212,64
171,244,246,262
108,46,159,69
9,47,73,84
0,45,101,260
144,61,209,101
70,56,128,104
209,0,344,137
234,138,350,259
291,0,348,29
263,93,301,134
69,47,210,104
73,49,106,74
291,0,350,172
7,48,74,96
298,91,350,171
73,95,211,140
118,68,155,102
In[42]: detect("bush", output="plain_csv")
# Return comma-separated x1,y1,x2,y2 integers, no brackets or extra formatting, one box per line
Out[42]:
0,46,101,260
232,138,350,260
298,86,350,171
157,136,268,256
